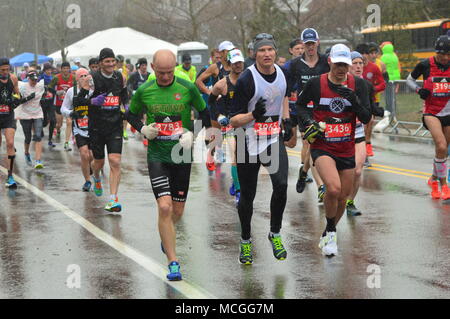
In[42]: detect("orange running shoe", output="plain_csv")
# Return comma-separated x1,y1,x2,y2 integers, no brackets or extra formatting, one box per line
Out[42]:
366,143,374,157
430,181,441,199
441,184,450,200
428,178,434,188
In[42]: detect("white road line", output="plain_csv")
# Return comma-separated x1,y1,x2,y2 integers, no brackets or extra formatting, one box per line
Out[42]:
0,165,217,299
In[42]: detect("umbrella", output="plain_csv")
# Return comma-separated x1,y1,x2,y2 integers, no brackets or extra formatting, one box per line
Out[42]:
10,52,52,67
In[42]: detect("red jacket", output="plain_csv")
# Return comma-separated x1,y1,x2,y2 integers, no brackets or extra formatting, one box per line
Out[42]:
363,61,386,94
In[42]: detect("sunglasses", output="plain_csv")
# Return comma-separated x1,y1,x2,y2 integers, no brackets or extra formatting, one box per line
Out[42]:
254,33,275,41
79,74,88,78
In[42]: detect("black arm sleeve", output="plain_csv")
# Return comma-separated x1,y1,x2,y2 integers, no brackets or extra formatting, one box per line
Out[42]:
125,110,144,132
229,70,254,118
296,78,315,128
354,78,372,124
120,86,129,106
198,108,212,128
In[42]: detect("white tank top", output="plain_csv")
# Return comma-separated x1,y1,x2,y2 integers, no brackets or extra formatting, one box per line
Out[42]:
245,64,287,156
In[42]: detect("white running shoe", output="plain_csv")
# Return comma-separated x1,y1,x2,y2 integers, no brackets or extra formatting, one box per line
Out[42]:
319,232,338,257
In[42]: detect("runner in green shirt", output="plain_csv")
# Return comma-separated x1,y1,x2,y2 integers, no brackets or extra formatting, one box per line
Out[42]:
127,49,212,281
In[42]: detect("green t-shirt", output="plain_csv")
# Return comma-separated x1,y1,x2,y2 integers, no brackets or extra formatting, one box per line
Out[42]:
130,76,206,163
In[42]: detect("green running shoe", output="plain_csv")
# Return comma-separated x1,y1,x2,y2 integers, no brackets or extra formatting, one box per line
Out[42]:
104,200,122,213
239,240,253,265
93,178,103,197
346,200,362,216
268,233,287,260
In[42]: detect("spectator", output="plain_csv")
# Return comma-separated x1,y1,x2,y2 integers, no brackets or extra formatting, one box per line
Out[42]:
381,43,401,82
20,62,30,81
88,58,99,73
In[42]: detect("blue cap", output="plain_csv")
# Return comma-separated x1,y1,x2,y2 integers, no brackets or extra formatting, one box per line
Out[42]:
351,51,363,61
71,65,79,71
301,28,319,43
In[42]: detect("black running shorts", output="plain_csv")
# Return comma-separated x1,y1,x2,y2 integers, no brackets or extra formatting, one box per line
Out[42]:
147,161,192,202
311,148,356,171
89,128,123,160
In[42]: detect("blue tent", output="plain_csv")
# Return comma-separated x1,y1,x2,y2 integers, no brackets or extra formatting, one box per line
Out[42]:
10,52,52,67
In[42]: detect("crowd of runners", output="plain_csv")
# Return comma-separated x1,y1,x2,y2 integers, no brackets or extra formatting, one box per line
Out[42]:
0,29,449,282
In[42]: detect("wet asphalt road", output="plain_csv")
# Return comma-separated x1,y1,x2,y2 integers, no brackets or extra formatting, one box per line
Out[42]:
0,128,449,299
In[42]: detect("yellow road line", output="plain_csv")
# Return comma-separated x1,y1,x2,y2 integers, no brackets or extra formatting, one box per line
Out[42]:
366,167,430,180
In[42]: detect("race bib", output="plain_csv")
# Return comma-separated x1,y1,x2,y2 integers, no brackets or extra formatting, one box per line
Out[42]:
155,115,183,140
324,117,352,142
102,96,120,110
432,77,450,97
254,116,280,139
0,105,10,115
76,117,89,129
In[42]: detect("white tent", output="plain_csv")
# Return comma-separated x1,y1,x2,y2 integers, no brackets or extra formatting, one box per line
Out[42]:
49,27,178,67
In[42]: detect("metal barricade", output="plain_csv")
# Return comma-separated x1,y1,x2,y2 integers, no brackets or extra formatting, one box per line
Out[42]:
381,80,430,137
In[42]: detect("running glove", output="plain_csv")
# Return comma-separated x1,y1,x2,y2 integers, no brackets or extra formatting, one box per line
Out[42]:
91,93,107,106
303,121,326,144
140,123,159,140
282,118,294,142
417,88,430,100
218,114,230,127
335,86,359,106
252,97,267,120
179,131,194,150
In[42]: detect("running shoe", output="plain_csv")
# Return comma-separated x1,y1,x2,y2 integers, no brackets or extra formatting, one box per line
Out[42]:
296,168,307,194
305,175,313,183
5,176,17,189
363,157,372,168
104,200,122,213
239,240,253,265
143,139,148,147
34,160,44,170
430,180,441,199
346,200,362,216
318,185,326,203
428,177,433,187
229,183,236,196
82,181,92,192
366,143,374,157
441,184,450,200
25,153,32,166
268,233,287,260
123,129,128,140
64,142,72,152
319,232,338,257
93,178,103,197
167,261,182,281
206,161,216,172
235,191,241,207
48,141,56,148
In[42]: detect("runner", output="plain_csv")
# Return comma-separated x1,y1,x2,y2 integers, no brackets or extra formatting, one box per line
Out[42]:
289,28,329,200
39,63,57,147
230,33,294,265
89,48,129,212
175,54,197,83
355,43,386,159
61,68,94,192
88,58,99,73
406,35,450,200
208,48,245,206
0,58,20,188
127,58,150,142
48,61,74,151
196,41,235,171
297,44,371,257
346,51,385,216
15,69,46,169
126,49,212,281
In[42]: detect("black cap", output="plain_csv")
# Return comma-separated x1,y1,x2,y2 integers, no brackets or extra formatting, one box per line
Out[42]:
0,57,9,66
182,54,192,63
99,48,115,61
355,43,370,55
136,58,147,67
289,38,303,49
436,35,450,53
61,62,71,68
116,54,125,62
89,57,99,65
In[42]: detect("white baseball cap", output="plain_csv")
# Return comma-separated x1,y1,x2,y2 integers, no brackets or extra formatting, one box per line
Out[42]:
74,57,81,63
329,44,352,65
227,49,245,64
23,62,30,68
218,41,235,52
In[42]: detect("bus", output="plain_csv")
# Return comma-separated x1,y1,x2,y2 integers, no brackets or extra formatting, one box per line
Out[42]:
362,19,450,74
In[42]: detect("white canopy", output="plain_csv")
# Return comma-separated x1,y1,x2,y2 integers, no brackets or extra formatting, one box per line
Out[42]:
178,42,208,51
49,27,178,66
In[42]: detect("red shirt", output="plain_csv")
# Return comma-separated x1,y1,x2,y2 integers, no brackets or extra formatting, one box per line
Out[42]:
363,61,386,94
